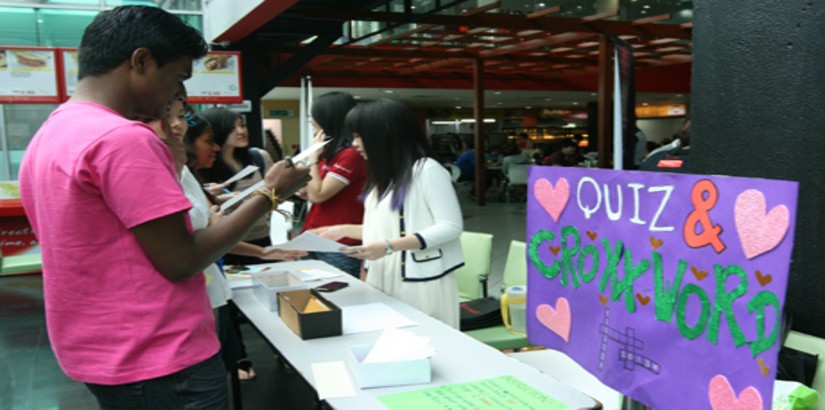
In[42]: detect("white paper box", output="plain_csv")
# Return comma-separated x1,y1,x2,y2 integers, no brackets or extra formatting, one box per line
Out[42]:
346,344,431,388
252,271,308,311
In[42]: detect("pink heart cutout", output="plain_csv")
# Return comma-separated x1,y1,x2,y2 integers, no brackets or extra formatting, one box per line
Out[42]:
708,375,763,410
534,178,570,222
734,189,790,259
536,298,571,342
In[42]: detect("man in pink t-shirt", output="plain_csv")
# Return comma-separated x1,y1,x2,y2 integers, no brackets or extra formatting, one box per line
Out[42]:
18,6,310,409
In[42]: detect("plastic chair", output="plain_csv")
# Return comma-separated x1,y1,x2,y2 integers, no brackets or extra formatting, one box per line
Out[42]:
464,240,531,350
445,162,461,183
445,163,472,195
453,231,493,302
503,164,529,203
269,200,295,245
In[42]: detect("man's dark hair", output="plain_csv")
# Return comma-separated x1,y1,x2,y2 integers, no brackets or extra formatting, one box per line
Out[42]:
78,6,208,79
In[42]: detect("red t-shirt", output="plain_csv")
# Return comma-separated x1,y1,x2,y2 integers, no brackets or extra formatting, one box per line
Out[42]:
302,147,366,245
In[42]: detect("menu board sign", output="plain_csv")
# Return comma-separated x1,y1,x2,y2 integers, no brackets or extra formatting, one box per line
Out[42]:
60,48,80,99
185,51,243,104
0,47,61,103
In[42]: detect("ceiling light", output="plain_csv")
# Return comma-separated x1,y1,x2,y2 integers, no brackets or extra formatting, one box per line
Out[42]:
525,106,532,109
494,91,502,95
354,95,361,99
456,106,462,109
461,119,497,123
643,4,651,8
538,2,546,7
432,120,459,125
573,102,580,105
676,94,684,97
384,89,394,94
642,102,649,106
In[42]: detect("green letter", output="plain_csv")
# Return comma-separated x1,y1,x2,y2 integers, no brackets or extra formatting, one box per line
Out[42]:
599,239,623,295
707,264,748,347
613,247,650,313
561,226,581,288
652,252,687,323
529,230,560,280
578,244,600,284
676,284,711,340
748,291,781,357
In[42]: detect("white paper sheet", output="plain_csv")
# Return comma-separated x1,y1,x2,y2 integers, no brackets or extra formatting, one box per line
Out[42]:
310,361,356,399
272,232,347,253
219,180,264,212
291,139,330,164
363,328,435,363
293,267,343,282
218,141,330,213
342,303,418,334
222,165,259,185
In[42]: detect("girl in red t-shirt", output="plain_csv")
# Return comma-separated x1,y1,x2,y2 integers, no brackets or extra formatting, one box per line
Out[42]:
300,92,367,277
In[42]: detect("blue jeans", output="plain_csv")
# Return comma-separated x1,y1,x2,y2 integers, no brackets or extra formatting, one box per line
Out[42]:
306,251,362,278
85,354,229,410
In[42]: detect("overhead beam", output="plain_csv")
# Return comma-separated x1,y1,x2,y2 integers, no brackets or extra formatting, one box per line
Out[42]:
263,32,340,91
302,9,692,40
478,32,598,59
263,43,586,64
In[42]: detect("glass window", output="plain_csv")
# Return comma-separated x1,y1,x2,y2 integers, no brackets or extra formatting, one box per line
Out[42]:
177,14,203,32
0,0,100,5
0,7,38,46
105,0,202,11
36,9,98,47
1,104,57,180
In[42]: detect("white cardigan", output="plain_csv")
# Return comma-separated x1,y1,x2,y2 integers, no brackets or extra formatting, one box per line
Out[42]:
363,158,465,281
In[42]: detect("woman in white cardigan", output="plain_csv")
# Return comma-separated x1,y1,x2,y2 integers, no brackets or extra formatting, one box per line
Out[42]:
313,99,464,328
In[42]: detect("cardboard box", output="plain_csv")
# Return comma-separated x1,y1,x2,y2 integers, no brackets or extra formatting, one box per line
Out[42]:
345,343,432,388
277,289,342,340
252,271,308,311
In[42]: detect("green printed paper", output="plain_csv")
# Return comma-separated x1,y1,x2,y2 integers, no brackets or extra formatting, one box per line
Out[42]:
379,375,568,410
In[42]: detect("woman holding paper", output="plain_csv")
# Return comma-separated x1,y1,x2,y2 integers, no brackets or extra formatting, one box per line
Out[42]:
199,107,275,265
313,99,464,328
299,92,366,277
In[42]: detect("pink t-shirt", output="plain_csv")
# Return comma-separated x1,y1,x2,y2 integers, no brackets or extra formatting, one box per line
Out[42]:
18,102,219,385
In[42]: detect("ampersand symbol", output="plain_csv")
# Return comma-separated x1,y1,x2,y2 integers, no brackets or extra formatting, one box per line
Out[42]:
684,179,726,253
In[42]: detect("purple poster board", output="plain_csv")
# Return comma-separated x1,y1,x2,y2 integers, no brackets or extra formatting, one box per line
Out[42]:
526,167,798,409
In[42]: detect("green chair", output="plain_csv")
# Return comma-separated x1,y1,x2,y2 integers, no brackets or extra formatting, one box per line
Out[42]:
454,231,493,302
465,240,531,350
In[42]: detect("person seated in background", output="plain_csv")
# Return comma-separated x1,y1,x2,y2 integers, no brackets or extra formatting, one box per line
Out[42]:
542,138,581,166
455,143,476,183
500,142,531,177
641,119,691,173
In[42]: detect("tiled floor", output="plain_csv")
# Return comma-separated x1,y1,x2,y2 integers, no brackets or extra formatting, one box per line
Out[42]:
0,191,526,410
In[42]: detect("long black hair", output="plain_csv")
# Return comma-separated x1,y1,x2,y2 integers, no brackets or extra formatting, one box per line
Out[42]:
344,98,436,209
198,107,251,188
184,114,219,204
311,92,356,163
184,114,211,169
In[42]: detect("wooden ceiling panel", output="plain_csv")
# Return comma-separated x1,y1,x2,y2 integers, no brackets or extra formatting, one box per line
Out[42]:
255,2,692,87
